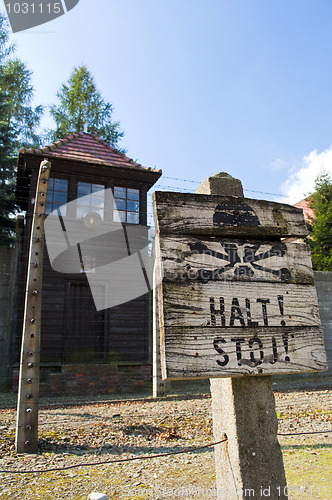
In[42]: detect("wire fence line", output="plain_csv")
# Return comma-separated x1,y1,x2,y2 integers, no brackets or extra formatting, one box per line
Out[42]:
0,439,227,475
10,173,292,233
0,429,331,475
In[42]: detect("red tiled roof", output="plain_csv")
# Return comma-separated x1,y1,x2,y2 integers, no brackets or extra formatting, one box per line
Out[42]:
294,198,315,223
19,132,161,174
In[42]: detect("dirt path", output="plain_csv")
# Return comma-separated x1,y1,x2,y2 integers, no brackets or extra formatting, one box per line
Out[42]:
0,389,331,499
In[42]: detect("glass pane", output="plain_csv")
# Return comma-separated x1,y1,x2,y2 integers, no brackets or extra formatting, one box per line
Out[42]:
52,202,61,213
48,178,54,190
51,203,67,216
54,179,68,191
76,203,91,212
77,182,91,196
114,199,126,211
127,188,139,201
91,195,104,207
91,201,104,210
114,210,126,223
127,200,139,212
54,191,67,203
127,212,139,224
92,183,104,193
114,186,126,198
46,203,52,215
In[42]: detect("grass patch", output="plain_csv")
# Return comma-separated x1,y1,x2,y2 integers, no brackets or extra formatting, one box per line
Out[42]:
283,446,332,499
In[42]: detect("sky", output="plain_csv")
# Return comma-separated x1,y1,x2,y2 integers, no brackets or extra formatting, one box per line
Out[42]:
4,0,332,222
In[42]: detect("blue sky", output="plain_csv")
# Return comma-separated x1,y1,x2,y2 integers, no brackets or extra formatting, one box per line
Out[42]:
4,0,332,222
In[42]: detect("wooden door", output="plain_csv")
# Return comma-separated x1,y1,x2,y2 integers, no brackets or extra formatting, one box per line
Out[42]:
64,282,106,362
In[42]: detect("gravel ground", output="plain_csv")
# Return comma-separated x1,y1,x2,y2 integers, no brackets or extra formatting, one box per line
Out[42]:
0,387,331,499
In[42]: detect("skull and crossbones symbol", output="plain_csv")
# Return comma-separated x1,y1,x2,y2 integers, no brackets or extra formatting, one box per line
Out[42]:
187,201,292,282
183,202,292,282
189,241,291,282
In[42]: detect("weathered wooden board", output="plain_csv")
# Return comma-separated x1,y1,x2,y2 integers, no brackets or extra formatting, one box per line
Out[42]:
160,281,321,328
159,236,314,284
153,192,307,238
153,190,328,379
161,326,327,379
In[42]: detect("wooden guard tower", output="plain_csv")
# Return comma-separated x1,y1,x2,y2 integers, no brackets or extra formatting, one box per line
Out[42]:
14,132,161,394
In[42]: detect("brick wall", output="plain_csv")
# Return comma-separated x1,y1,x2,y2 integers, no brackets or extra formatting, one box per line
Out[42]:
315,271,332,375
13,363,152,396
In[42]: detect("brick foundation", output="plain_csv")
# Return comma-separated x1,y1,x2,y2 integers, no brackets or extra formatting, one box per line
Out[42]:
13,363,152,396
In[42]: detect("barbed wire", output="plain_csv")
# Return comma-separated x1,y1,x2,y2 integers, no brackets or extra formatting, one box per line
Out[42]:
0,439,227,474
14,172,290,199
0,427,331,475
277,429,332,436
161,176,200,184
154,176,289,198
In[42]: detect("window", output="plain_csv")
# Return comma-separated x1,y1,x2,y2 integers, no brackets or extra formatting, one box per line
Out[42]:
46,178,68,214
77,182,105,219
113,187,140,224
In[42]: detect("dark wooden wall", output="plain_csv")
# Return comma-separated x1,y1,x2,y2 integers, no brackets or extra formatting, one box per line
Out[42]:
14,155,156,367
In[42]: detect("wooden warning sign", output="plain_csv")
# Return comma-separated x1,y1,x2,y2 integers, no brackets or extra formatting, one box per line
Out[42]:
153,191,328,380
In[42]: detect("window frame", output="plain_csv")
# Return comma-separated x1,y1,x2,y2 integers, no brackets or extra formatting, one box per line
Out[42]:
45,177,69,215
113,185,140,224
76,180,106,220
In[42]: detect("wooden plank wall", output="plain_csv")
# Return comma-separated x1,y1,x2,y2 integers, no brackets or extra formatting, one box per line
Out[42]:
15,247,150,365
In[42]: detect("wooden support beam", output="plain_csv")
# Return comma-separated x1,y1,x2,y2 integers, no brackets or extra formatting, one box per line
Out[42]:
15,159,51,454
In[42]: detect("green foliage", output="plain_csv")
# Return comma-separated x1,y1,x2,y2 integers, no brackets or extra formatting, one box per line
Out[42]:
0,12,13,60
306,173,332,271
1,59,43,148
0,12,42,245
49,65,124,148
0,89,16,245
0,14,16,245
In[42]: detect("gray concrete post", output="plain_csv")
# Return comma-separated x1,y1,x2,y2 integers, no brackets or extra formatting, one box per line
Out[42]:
152,264,171,397
152,264,165,397
197,172,288,500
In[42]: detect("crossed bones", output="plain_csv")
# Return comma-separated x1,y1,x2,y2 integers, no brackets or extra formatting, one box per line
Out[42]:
189,242,291,282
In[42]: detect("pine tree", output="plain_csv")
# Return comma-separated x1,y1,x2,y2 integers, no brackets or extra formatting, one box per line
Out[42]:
49,65,124,147
0,12,43,245
307,173,332,271
0,13,16,244
2,59,43,148
0,88,16,245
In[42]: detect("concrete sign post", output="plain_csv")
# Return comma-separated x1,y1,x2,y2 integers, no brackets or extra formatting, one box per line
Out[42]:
152,172,328,499
152,264,167,397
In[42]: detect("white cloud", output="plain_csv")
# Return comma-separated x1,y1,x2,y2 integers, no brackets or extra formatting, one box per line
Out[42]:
280,146,332,204
269,158,289,172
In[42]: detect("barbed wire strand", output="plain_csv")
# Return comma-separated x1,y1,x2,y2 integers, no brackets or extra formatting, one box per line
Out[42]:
14,172,290,204
0,429,331,475
0,438,227,475
277,429,332,436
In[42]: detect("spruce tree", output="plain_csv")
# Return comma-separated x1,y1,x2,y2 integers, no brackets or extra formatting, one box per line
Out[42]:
0,12,43,245
0,88,16,245
49,65,124,147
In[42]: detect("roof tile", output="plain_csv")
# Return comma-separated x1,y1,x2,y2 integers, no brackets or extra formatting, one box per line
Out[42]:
20,132,161,173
